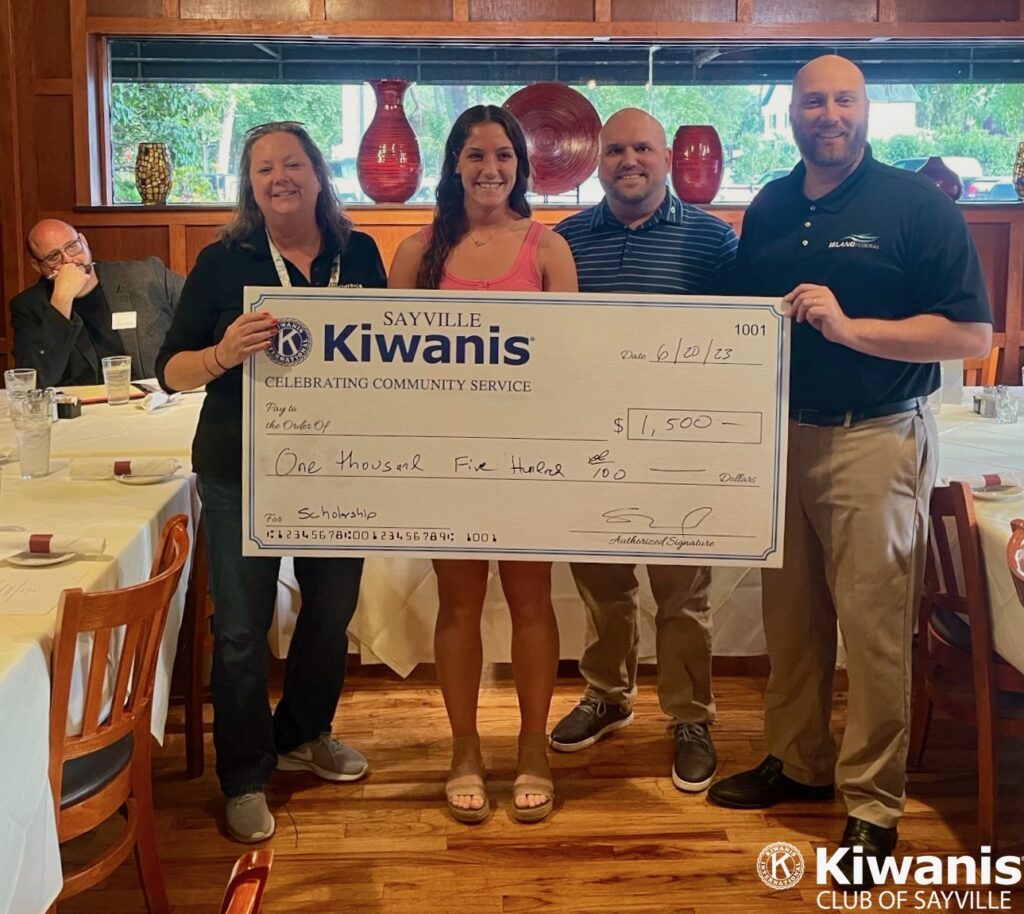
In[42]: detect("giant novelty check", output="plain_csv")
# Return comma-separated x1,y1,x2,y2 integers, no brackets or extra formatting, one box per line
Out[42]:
242,289,789,566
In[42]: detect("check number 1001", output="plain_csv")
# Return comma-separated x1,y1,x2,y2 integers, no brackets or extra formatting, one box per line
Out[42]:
735,323,766,336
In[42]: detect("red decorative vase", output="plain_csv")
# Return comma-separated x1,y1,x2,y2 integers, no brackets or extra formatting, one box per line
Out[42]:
671,125,723,204
357,80,422,204
917,156,962,201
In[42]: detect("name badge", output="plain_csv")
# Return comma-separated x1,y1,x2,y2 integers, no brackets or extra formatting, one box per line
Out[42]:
112,311,137,331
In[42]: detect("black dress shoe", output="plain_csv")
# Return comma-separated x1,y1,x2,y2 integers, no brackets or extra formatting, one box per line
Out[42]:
830,817,898,891
707,755,835,809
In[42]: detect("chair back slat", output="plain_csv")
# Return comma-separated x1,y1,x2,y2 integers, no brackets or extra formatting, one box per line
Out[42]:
925,515,964,615
110,618,144,725
50,515,191,771
963,348,1000,387
78,626,110,736
926,484,989,625
924,483,998,705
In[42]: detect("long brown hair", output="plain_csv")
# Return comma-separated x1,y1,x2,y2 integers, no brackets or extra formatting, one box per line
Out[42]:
417,105,531,290
221,122,352,251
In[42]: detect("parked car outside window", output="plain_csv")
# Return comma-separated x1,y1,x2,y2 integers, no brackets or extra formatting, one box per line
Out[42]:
891,156,984,185
971,180,1019,202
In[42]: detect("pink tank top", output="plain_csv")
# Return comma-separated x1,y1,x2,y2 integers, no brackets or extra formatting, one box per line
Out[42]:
437,221,544,292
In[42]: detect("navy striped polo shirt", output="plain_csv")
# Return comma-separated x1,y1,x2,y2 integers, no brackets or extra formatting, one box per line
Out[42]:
555,190,738,295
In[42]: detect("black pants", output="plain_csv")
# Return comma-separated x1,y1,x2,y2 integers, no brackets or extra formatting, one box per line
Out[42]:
197,476,364,797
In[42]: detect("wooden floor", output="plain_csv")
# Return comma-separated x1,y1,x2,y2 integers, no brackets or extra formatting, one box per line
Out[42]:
59,664,1024,914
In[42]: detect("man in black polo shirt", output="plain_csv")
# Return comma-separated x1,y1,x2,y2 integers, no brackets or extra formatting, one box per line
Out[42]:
708,56,992,887
550,108,737,794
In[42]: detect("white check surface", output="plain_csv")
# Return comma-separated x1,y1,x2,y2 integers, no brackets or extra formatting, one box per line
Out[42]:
243,289,789,566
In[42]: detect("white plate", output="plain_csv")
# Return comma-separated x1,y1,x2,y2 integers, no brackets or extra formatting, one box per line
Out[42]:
115,473,178,486
972,485,1024,502
5,551,76,567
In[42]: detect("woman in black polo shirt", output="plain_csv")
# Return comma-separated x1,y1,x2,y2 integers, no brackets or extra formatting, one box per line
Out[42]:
156,122,386,843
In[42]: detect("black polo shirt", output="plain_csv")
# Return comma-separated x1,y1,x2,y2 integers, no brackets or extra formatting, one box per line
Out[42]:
732,146,991,412
156,228,386,479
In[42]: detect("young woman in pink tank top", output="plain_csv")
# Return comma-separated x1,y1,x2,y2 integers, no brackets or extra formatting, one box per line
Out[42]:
390,105,577,824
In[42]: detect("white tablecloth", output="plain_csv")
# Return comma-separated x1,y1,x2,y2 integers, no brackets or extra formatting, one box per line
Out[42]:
0,399,200,914
0,640,59,914
934,400,1024,674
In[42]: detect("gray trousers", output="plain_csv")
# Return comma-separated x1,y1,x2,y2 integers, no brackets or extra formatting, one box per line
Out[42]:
569,563,715,724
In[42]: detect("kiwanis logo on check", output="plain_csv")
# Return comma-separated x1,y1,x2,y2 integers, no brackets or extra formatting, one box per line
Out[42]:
267,317,313,367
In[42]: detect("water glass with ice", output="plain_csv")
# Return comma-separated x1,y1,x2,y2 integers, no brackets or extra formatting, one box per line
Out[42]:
4,367,37,417
101,355,132,405
12,390,54,478
995,385,1020,424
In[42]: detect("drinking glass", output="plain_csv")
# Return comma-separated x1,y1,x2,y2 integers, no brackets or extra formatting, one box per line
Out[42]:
995,385,1020,424
101,355,132,405
12,390,54,478
4,368,37,418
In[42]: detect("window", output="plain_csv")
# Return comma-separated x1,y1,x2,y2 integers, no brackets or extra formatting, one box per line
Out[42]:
108,39,1024,205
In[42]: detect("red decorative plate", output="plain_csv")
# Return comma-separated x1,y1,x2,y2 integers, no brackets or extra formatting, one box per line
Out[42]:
503,83,601,195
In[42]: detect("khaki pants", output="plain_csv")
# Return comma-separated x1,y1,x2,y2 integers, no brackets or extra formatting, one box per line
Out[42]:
762,402,937,828
569,563,715,724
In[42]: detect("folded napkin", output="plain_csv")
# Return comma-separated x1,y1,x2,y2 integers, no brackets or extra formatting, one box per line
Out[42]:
137,391,180,412
0,532,106,556
943,472,1022,490
0,445,14,461
70,457,181,480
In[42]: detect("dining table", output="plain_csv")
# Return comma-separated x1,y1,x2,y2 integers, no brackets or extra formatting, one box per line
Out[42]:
0,391,199,914
933,397,1024,675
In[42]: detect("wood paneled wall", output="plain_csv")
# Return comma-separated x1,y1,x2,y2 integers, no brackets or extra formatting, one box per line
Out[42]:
49,203,1024,386
82,0,1024,35
1,0,1022,378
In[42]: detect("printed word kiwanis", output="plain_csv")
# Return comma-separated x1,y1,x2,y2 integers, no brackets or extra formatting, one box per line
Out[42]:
324,323,531,365
817,846,1022,887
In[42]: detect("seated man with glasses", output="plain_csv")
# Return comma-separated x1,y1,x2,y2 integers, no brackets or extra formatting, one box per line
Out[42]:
10,219,184,388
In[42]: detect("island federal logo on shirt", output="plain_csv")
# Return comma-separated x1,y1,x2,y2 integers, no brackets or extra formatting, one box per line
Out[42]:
267,317,313,367
828,233,881,251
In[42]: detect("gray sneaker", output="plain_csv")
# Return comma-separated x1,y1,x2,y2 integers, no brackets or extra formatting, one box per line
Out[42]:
225,791,275,844
549,695,634,752
277,732,369,782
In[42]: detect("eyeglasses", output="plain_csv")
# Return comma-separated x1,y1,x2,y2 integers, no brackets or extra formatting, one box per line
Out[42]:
36,234,85,269
244,121,306,137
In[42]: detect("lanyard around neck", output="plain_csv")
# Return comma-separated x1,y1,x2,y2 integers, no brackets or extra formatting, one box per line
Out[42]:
266,230,341,288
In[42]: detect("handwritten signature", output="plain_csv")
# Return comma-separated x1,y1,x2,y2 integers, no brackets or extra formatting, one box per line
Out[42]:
602,505,713,535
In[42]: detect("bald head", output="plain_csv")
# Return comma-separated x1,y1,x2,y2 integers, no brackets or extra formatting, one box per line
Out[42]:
600,108,667,150
789,54,869,174
598,107,671,224
26,218,93,280
27,219,79,260
793,54,866,98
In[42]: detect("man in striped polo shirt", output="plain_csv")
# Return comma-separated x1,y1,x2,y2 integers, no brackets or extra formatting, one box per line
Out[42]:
550,108,738,793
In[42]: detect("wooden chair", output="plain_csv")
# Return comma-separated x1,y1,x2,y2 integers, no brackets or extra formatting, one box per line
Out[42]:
48,514,191,913
963,347,1000,386
909,485,1024,847
177,514,214,778
219,850,273,914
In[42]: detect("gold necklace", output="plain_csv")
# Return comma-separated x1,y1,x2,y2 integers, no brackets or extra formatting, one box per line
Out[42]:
468,226,504,247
